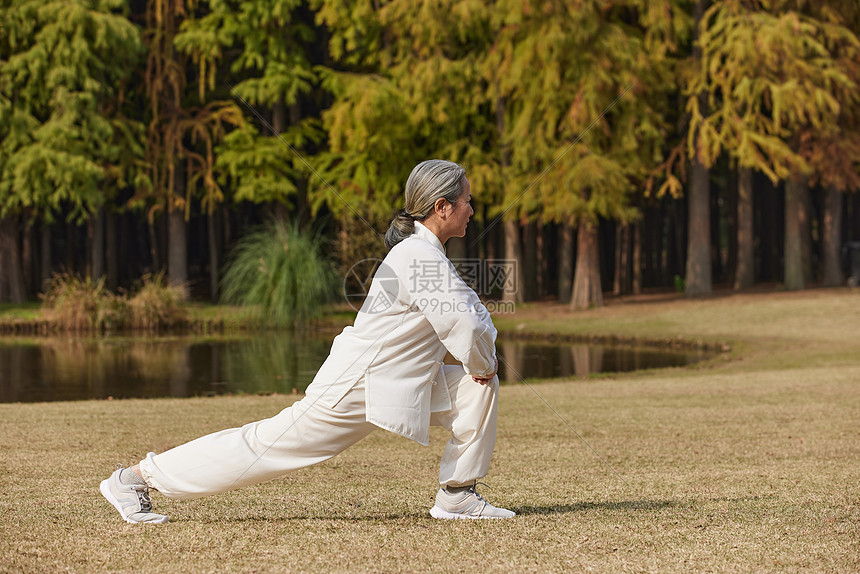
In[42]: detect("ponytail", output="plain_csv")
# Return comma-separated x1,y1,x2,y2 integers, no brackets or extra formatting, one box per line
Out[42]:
385,160,466,249
384,211,416,250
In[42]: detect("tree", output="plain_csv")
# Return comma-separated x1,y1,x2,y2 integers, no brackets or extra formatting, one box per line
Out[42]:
130,0,244,297
176,0,319,213
312,0,500,254
690,0,860,290
734,166,754,288
486,0,679,309
683,0,712,296
0,0,142,301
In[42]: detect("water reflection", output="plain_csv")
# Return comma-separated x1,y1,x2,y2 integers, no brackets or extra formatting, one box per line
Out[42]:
0,333,711,403
497,340,709,381
0,334,334,403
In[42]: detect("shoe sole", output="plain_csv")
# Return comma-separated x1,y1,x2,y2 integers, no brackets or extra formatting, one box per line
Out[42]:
429,505,515,520
100,479,168,524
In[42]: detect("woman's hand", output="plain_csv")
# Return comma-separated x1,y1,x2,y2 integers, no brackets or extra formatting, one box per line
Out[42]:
471,356,498,385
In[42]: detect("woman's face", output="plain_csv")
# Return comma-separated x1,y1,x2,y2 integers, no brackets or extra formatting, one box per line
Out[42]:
447,177,474,238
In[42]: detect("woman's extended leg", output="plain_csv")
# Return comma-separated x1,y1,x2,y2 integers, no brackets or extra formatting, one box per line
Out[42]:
101,380,374,523
143,380,374,498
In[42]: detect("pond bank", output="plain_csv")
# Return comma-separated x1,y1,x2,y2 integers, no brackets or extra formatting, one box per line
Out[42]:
496,328,731,353
0,304,353,336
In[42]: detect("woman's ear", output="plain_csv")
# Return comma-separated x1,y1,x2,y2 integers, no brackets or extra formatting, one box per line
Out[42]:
433,197,449,218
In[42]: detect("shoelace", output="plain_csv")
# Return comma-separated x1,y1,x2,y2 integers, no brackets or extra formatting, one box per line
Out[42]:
130,484,154,512
464,482,491,514
466,481,491,497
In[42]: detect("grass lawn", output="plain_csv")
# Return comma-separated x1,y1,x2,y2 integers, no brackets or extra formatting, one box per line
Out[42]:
1,288,858,573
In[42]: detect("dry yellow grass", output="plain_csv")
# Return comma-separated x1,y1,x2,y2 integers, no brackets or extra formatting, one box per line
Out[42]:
1,289,858,573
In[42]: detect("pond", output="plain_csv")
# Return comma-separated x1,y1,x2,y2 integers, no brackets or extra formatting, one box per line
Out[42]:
0,332,712,403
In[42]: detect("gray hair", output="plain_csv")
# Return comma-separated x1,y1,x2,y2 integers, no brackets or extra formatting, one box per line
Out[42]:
384,159,466,249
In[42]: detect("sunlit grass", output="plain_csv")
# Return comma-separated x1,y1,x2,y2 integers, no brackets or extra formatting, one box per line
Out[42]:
1,366,858,572
1,289,858,572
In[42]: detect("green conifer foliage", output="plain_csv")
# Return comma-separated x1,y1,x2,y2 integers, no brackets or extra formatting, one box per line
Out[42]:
0,0,142,221
175,0,319,209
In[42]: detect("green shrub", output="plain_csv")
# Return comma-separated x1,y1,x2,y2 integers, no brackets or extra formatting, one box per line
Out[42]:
220,221,338,327
128,273,189,331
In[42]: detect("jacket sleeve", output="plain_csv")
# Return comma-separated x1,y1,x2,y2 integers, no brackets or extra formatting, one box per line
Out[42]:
393,245,497,378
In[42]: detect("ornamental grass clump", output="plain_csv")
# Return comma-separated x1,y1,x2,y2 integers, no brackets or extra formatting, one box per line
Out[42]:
127,273,189,332
41,274,127,332
41,273,188,333
220,221,338,327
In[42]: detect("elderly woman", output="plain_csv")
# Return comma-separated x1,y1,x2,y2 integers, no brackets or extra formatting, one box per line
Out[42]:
101,159,514,522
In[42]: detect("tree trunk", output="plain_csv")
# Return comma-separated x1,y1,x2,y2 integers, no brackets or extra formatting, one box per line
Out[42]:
613,223,623,295
148,217,161,273
106,210,118,291
669,196,687,285
760,177,782,282
524,220,538,301
632,221,641,294
290,101,311,228
40,224,52,289
613,222,631,295
558,223,574,304
685,158,712,296
168,164,189,298
725,168,738,287
686,0,712,297
852,194,860,241
643,206,660,287
65,220,77,274
798,179,812,283
21,218,36,298
570,219,603,310
502,219,524,304
208,208,219,303
168,209,188,296
0,216,26,303
784,177,805,290
536,221,546,298
821,185,843,287
735,166,754,289
89,206,105,281
271,98,290,223
710,183,723,283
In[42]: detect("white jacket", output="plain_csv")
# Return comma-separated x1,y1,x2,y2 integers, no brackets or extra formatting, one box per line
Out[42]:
305,222,498,445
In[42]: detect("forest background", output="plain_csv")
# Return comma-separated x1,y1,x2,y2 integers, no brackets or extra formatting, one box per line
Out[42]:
2,0,860,311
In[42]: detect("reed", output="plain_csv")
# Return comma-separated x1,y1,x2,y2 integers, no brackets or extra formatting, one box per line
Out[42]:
41,274,127,332
40,272,188,332
127,273,189,331
220,220,338,327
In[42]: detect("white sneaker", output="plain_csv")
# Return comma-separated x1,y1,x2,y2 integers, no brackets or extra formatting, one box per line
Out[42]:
430,484,515,520
100,466,168,524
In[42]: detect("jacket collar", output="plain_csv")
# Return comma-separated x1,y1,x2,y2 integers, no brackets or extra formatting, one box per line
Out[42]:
413,221,445,255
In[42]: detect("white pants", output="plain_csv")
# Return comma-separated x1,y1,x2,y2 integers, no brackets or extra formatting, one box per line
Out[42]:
140,365,498,500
